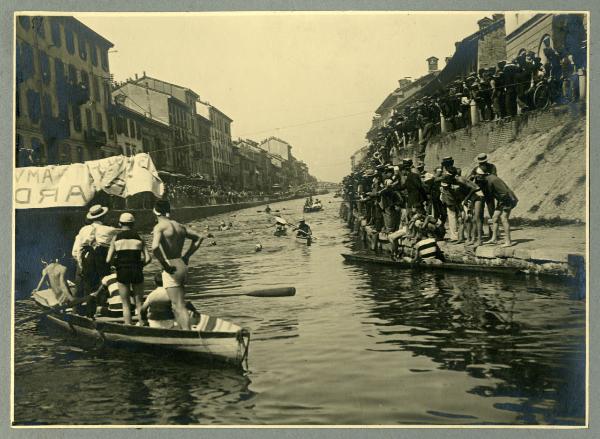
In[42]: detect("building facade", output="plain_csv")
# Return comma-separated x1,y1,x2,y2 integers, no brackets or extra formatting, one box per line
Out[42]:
506,14,587,67
193,112,214,181
260,136,292,161
112,75,202,175
16,15,118,167
204,104,234,185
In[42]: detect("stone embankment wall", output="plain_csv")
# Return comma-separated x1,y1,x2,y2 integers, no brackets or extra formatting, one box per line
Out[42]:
402,103,587,221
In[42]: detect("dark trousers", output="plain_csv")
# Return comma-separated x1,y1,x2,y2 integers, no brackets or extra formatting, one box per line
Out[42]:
94,246,111,279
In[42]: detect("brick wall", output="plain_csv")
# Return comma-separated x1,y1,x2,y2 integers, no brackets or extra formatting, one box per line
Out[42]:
477,22,507,70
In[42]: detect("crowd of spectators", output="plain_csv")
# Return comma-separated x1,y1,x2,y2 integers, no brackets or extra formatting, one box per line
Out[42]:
97,180,314,211
374,42,584,164
342,151,518,258
164,182,268,207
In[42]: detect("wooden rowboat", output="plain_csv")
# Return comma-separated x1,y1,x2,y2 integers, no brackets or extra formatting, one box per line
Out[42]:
31,289,250,367
341,253,522,276
303,205,323,213
296,234,312,246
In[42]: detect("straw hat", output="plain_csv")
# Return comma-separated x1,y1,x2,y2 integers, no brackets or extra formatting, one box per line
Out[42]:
86,205,109,220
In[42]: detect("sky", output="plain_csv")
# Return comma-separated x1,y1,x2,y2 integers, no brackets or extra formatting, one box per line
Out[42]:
76,12,510,182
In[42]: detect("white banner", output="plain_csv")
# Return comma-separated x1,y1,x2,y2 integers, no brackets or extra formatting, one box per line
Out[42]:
14,153,164,209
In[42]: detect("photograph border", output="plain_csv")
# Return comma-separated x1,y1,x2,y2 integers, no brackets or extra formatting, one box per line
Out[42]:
2,1,597,438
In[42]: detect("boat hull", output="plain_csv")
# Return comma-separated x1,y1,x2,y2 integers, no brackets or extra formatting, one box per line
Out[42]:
303,206,322,213
33,290,250,367
341,253,522,276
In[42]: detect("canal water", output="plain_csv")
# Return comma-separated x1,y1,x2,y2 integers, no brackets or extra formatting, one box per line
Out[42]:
13,194,586,425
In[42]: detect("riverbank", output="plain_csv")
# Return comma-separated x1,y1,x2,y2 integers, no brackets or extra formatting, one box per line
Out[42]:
339,202,586,285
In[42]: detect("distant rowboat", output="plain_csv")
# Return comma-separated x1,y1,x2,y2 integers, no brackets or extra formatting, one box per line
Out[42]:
31,289,250,367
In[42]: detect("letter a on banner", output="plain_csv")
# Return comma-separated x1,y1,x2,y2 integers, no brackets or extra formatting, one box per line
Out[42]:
13,163,95,208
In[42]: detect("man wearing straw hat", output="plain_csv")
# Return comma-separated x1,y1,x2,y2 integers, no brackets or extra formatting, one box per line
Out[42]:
73,205,118,299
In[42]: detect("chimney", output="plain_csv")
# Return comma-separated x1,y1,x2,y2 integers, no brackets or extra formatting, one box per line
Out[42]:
135,73,138,80
492,13,505,22
143,70,146,77
426,56,439,72
445,56,452,65
477,17,494,30
398,77,412,89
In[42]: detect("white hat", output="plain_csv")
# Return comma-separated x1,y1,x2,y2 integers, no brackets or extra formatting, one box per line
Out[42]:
119,212,135,224
86,204,109,220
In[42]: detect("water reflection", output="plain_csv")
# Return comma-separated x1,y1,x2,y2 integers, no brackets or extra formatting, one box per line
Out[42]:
352,263,585,424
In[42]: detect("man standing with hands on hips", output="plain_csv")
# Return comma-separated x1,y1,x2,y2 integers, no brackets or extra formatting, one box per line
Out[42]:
151,199,204,330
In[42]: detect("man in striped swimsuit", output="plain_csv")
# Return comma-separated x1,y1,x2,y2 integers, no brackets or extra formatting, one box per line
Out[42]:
106,213,152,325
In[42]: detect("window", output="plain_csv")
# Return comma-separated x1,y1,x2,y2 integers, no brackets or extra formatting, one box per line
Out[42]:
16,84,21,118
18,42,35,82
65,27,75,54
136,122,142,140
77,146,84,163
80,70,89,90
31,138,44,165
26,89,41,124
42,94,53,118
116,116,125,135
54,58,64,82
85,108,92,130
32,16,45,39
50,19,61,47
96,112,103,131
71,105,82,131
103,82,111,104
40,51,51,84
93,76,100,101
129,119,136,138
78,35,87,60
100,49,109,71
68,64,77,84
18,16,31,30
91,44,98,66
107,116,114,137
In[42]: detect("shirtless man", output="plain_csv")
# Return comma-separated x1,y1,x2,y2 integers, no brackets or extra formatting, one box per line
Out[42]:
151,199,203,330
33,259,74,305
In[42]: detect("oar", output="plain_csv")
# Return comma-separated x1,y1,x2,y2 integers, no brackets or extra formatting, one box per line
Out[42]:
198,286,296,299
16,292,97,325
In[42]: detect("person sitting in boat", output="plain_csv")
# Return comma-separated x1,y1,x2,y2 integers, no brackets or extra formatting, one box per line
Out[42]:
106,213,152,326
218,220,228,231
264,205,272,214
88,267,136,318
140,273,200,329
294,218,312,239
411,213,446,241
33,258,74,306
414,237,444,264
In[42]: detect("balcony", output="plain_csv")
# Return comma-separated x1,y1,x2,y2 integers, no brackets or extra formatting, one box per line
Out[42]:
84,128,107,147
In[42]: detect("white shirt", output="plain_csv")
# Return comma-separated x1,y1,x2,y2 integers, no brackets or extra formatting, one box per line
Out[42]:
92,222,118,247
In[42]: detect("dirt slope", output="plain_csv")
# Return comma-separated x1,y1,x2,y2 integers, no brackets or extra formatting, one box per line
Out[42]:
482,116,586,221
